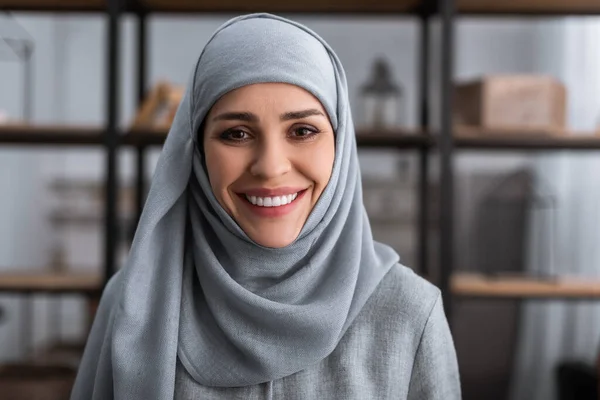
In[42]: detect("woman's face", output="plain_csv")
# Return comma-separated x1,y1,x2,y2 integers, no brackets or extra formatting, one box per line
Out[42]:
203,83,335,248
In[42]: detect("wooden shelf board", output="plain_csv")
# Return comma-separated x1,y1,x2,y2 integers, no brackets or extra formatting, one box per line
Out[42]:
136,0,422,14
0,125,106,146
453,127,600,150
32,340,86,368
49,211,135,226
457,0,600,15
4,124,600,151
452,272,600,299
0,0,105,12
124,127,169,146
356,129,431,148
0,270,102,294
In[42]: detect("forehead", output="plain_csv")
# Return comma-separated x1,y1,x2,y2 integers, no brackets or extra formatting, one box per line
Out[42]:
209,83,326,113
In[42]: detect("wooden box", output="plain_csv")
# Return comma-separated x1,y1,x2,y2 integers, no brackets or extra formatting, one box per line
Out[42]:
453,75,567,133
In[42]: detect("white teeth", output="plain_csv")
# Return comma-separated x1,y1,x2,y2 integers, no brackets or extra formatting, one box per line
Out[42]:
245,192,301,208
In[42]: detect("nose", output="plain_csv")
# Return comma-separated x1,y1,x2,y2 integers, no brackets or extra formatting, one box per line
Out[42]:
249,136,291,179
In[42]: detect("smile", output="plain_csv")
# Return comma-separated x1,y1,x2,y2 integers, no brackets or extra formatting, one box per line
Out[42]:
237,188,308,218
245,193,299,207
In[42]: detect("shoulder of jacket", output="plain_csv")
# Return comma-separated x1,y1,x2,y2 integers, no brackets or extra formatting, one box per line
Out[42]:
364,263,441,330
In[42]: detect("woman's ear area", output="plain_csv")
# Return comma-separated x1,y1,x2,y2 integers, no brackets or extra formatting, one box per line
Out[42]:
198,121,206,147
197,121,210,176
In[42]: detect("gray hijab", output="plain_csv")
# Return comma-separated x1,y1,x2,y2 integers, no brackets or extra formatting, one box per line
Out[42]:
71,13,399,399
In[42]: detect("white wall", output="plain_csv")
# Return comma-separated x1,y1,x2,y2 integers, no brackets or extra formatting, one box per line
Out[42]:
0,13,541,363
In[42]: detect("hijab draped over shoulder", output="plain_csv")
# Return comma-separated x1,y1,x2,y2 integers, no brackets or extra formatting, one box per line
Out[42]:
71,13,399,400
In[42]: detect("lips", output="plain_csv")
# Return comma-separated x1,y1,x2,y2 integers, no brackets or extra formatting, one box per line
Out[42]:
245,193,298,207
236,188,308,217
242,187,306,197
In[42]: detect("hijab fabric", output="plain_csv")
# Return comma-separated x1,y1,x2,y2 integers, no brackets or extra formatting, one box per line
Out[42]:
71,13,399,399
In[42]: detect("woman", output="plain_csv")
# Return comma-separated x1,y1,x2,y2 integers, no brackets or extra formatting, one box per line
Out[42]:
71,13,461,400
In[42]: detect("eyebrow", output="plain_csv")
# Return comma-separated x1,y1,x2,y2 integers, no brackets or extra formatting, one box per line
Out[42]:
280,109,325,121
212,112,258,122
211,109,325,123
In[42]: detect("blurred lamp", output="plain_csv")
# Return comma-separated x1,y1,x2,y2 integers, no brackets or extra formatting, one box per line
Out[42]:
359,57,404,130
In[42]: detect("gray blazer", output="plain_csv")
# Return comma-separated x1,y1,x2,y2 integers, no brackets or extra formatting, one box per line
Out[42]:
175,264,462,399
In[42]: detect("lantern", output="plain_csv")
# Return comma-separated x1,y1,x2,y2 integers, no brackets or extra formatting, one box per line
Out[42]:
359,57,404,130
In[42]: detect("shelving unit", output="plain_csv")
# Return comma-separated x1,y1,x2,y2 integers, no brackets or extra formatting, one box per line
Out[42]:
122,0,600,322
3,0,599,308
0,1,434,365
3,3,600,394
0,1,119,375
0,1,120,288
444,1,600,314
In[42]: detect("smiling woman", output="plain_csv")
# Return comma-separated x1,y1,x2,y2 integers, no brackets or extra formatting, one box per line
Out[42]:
203,83,335,248
70,13,461,400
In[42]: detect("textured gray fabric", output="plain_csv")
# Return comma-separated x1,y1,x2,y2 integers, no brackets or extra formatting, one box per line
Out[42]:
174,264,461,399
70,13,405,399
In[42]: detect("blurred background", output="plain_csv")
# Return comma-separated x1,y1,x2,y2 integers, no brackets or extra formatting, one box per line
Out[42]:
1,1,600,399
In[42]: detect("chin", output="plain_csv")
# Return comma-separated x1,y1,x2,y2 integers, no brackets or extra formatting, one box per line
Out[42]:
253,236,296,249
248,229,300,249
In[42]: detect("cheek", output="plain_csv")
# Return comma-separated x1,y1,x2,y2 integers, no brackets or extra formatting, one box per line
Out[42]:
299,138,335,191
204,144,247,203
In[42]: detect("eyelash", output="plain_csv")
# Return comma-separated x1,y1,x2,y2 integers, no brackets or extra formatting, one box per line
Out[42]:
218,126,321,143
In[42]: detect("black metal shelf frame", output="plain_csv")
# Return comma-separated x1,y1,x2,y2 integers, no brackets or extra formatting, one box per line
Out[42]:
125,1,437,292
0,0,433,295
6,0,600,326
439,0,454,321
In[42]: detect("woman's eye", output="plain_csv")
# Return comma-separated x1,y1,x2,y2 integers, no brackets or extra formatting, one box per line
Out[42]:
220,129,250,142
291,126,319,139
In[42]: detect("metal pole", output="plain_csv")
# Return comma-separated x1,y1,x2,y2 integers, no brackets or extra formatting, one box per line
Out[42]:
23,42,33,122
439,0,456,324
417,10,430,279
134,11,148,238
104,0,120,284
137,12,147,105
20,297,32,357
135,146,146,231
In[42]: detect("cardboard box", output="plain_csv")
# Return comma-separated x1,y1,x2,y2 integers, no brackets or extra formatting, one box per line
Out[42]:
453,75,567,133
